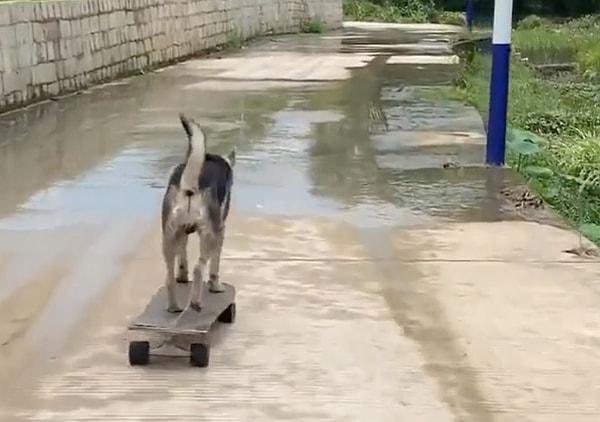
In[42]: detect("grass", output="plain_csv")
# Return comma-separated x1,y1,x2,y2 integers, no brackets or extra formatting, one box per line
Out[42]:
343,0,465,24
301,17,325,33
225,31,245,49
440,15,600,243
513,14,600,79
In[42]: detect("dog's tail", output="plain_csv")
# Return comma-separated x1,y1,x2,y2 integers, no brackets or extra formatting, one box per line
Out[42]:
179,113,206,193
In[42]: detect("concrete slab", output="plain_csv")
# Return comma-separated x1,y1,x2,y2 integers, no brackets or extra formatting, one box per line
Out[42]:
386,54,459,64
344,21,465,35
384,223,600,421
8,215,455,421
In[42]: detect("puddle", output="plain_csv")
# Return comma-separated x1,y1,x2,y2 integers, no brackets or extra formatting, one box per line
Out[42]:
0,32,508,359
0,27,533,234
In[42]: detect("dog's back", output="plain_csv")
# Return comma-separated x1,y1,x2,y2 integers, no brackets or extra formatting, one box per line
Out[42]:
161,153,233,234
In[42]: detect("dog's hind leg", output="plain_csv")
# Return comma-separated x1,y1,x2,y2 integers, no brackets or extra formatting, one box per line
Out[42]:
162,234,183,313
189,234,210,312
175,234,189,283
208,230,226,293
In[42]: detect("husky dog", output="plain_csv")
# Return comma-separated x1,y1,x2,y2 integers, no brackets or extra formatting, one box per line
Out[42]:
161,114,236,313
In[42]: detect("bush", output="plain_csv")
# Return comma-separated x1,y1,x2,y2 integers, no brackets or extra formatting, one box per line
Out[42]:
343,0,438,23
431,10,466,26
516,14,552,30
575,44,600,79
512,16,600,78
301,17,324,33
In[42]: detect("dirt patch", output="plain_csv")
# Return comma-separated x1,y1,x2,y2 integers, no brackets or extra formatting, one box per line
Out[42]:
563,245,600,259
500,186,600,259
500,186,544,209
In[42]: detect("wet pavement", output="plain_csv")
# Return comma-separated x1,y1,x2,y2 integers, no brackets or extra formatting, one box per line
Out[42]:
1,21,600,422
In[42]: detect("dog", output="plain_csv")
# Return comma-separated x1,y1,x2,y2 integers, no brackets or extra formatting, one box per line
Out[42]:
160,114,236,313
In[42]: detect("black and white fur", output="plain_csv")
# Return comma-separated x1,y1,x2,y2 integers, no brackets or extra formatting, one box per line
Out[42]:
161,114,235,313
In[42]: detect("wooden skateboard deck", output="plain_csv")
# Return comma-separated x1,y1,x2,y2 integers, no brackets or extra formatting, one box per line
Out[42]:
129,282,236,336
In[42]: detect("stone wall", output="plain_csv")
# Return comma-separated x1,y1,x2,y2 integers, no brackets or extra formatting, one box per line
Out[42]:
0,0,342,111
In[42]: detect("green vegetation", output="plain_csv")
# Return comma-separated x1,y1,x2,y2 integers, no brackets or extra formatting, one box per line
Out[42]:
513,14,600,78
225,31,245,50
343,0,464,24
469,0,600,18
301,16,325,33
342,0,600,26
446,16,600,243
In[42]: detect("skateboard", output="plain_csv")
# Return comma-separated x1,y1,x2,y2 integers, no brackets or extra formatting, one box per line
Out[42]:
127,282,236,368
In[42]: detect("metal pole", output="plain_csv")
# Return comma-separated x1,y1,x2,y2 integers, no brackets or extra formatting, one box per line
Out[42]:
486,0,513,166
465,0,474,32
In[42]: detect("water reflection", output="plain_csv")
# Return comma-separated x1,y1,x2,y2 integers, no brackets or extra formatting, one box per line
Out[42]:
0,80,154,220
0,28,518,231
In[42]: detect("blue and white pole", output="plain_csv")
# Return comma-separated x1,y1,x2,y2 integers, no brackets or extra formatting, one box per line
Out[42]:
486,0,514,166
465,0,474,32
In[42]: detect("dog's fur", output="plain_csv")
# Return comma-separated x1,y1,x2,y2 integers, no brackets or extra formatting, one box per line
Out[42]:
161,114,236,313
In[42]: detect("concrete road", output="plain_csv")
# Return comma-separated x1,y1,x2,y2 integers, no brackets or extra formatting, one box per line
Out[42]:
1,22,600,422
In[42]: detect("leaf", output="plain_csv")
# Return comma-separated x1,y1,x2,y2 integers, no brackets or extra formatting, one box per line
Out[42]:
543,186,560,199
579,223,600,243
506,127,548,147
577,174,600,195
507,127,547,146
523,165,553,178
509,138,541,156
556,173,586,186
506,126,542,156
506,127,521,144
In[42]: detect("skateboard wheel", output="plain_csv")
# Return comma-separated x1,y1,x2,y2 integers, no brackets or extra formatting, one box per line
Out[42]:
128,341,150,366
218,302,236,324
190,343,210,367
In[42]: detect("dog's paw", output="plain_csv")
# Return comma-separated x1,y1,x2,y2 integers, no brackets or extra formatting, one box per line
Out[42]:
167,304,183,313
208,283,225,293
208,275,225,293
176,275,189,284
189,302,202,312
